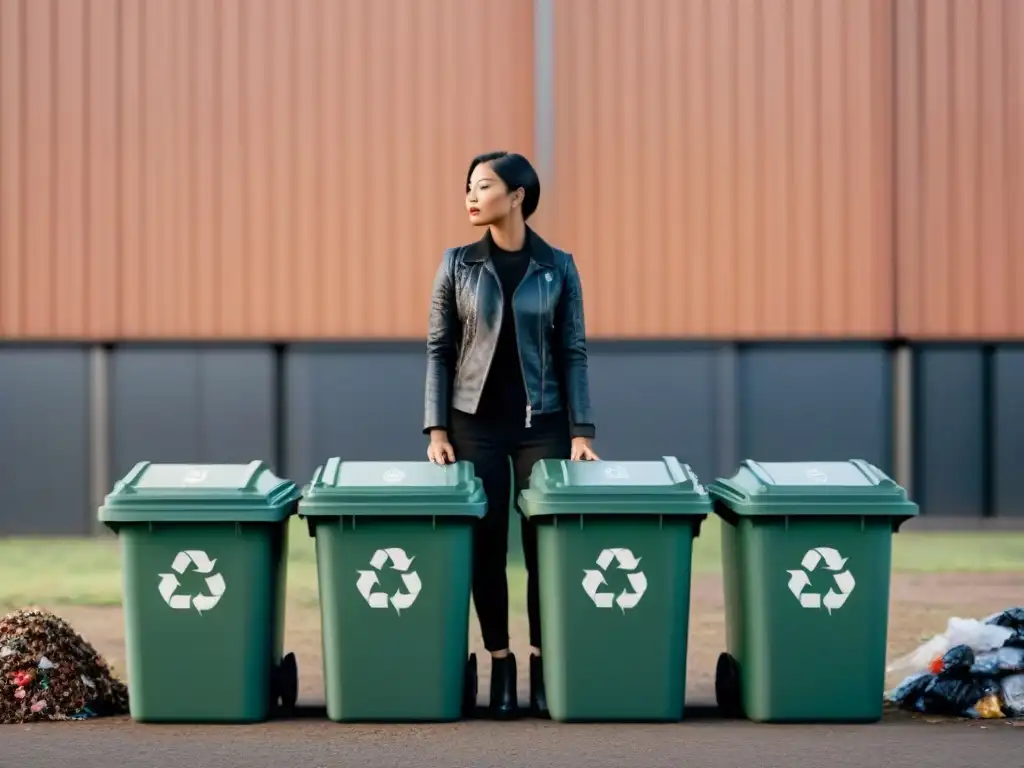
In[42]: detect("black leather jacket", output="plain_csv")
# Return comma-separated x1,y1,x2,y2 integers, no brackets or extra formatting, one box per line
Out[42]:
424,228,595,438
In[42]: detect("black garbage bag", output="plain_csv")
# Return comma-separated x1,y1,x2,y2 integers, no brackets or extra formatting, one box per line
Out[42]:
985,607,1024,631
916,675,1001,718
888,672,934,708
931,644,974,676
971,646,1024,677
1002,674,1024,718
1002,628,1024,650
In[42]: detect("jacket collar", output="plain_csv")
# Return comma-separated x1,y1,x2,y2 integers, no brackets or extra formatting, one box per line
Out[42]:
463,226,557,267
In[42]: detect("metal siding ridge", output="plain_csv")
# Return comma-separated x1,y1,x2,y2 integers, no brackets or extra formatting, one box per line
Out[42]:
534,0,555,193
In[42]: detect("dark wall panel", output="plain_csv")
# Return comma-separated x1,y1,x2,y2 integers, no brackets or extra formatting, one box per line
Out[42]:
198,351,277,466
284,343,726,485
737,344,893,475
0,347,91,535
8,340,1023,538
283,345,427,484
585,343,723,482
109,347,276,483
993,347,1024,518
912,346,985,518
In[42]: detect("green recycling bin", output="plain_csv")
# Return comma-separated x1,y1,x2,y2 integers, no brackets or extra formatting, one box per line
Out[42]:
518,457,711,722
97,460,302,723
708,459,919,723
298,459,486,722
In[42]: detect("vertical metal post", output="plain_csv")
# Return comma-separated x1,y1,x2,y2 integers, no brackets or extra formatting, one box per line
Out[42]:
892,344,913,496
534,0,555,186
89,344,112,535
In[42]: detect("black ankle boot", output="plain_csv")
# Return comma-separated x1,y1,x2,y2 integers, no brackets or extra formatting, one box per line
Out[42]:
489,653,519,719
529,654,549,718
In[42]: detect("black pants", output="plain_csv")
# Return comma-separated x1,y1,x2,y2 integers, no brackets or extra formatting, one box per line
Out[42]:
448,408,571,653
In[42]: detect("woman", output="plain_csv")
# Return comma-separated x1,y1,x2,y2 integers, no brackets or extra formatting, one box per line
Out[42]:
423,151,598,719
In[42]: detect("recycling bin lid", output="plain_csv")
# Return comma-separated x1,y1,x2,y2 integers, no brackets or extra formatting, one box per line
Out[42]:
518,456,712,518
707,459,920,517
97,460,302,524
298,458,486,518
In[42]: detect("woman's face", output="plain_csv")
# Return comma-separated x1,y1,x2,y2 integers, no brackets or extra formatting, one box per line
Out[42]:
466,162,521,225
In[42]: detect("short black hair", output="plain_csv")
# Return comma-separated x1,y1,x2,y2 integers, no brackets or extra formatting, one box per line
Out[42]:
466,151,541,220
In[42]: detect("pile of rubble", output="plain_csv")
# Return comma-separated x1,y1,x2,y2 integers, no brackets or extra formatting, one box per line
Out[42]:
1,608,129,724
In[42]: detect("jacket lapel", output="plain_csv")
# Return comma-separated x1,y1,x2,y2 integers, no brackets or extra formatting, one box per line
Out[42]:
463,227,557,314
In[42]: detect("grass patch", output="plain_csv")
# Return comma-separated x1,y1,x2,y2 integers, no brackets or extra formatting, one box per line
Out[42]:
1,516,1020,610
890,529,1024,572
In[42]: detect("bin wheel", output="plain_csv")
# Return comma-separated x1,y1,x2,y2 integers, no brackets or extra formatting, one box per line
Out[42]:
712,651,745,720
275,652,299,714
462,653,478,718
714,652,743,718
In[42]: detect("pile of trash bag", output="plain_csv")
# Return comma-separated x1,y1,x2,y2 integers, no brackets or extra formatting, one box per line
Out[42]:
887,606,1024,720
1,607,130,723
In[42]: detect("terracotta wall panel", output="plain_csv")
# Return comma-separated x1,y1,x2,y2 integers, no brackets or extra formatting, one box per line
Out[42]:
0,0,534,339
548,0,894,338
0,0,24,336
895,0,1024,338
4,0,1022,341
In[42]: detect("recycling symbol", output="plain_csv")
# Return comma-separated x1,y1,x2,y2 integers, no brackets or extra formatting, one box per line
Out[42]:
786,547,856,615
582,548,647,612
158,550,226,614
356,547,422,614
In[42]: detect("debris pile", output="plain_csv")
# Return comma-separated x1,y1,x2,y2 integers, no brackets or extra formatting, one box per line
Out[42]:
887,607,1024,720
1,608,130,723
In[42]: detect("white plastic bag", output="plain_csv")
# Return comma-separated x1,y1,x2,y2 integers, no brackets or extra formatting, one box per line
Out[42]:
886,617,1014,679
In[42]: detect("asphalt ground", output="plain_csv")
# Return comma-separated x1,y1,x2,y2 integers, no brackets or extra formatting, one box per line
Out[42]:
4,704,1021,768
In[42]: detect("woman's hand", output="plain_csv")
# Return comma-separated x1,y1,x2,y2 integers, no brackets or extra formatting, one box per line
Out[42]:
570,437,599,461
427,429,456,464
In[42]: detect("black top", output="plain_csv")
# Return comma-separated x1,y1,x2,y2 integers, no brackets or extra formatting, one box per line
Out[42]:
475,238,532,423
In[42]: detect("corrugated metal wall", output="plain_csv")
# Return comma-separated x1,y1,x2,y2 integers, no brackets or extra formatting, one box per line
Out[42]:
1,0,1022,341
0,0,534,340
549,0,894,338
895,0,1024,338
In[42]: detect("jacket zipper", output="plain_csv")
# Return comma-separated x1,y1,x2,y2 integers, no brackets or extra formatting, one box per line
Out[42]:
539,273,547,416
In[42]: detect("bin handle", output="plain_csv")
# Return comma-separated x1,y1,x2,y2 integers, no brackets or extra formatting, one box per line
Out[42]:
709,482,750,506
